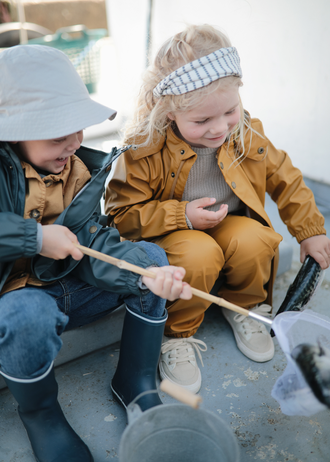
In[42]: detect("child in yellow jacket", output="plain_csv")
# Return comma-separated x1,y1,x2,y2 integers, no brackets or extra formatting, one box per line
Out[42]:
106,24,330,394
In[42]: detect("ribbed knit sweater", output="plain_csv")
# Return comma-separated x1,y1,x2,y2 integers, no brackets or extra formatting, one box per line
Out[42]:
182,146,244,215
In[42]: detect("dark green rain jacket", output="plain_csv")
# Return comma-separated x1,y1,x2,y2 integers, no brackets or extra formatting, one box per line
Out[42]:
0,142,157,296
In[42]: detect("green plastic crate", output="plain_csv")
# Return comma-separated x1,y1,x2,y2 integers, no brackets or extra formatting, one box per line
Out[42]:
28,25,107,93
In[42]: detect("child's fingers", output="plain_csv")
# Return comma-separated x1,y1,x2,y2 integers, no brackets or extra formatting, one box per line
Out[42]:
152,266,186,280
161,270,182,300
62,229,83,260
314,254,328,270
70,244,84,261
172,266,186,280
194,197,216,208
302,249,329,270
214,204,228,219
203,205,228,228
300,248,306,264
180,282,193,300
163,272,192,301
143,267,190,301
316,251,330,270
142,269,166,296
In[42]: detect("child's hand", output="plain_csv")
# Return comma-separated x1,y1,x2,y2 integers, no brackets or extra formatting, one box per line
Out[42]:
300,235,330,269
40,225,84,261
186,198,228,230
141,266,192,301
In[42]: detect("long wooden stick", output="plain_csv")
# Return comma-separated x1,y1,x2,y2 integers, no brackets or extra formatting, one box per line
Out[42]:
75,244,272,325
160,379,202,409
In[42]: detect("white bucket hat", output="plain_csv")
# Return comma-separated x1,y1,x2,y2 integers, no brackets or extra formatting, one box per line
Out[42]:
0,44,117,141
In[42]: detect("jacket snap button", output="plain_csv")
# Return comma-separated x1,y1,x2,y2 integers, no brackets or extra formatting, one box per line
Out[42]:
19,272,27,278
171,172,175,177
89,225,98,234
44,180,53,187
231,182,236,189
220,162,224,169
258,147,265,154
30,209,40,219
180,150,185,155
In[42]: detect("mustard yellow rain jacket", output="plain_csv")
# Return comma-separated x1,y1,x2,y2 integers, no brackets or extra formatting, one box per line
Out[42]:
106,118,325,243
106,117,326,302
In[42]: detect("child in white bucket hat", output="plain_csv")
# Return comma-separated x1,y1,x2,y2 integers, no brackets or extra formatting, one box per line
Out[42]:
0,45,192,462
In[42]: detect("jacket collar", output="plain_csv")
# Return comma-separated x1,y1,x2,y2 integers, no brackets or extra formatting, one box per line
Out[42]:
128,126,198,160
127,124,257,161
74,145,114,172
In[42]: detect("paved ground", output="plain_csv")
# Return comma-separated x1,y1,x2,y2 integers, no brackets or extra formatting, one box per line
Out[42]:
1,144,330,461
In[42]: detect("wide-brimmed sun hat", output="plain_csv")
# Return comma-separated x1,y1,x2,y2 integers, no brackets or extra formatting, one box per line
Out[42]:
0,44,117,141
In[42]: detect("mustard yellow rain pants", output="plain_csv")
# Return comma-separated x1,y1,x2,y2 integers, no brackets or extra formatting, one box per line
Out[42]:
152,215,282,338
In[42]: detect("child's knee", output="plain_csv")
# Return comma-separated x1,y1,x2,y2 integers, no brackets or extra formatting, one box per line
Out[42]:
0,289,67,378
136,241,169,267
0,289,67,334
224,225,281,272
238,225,281,258
169,232,224,272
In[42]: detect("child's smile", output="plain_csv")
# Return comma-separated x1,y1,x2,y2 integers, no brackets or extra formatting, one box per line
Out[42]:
168,86,240,149
17,131,84,174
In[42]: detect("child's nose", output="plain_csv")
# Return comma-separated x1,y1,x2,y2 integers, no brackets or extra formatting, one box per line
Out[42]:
210,119,227,135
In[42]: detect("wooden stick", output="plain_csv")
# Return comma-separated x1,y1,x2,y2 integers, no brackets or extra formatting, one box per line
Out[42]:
75,244,272,324
160,379,202,409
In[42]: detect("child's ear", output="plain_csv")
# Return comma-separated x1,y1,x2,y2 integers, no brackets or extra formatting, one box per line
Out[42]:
167,112,175,121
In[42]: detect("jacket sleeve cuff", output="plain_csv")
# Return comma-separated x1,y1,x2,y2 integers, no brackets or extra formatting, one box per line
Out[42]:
295,226,326,243
36,223,43,254
176,201,190,229
23,218,39,257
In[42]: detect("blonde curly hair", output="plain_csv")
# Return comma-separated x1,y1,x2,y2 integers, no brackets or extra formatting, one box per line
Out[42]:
124,24,254,160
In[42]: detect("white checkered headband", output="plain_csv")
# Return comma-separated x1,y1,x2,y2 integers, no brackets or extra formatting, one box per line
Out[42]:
153,47,242,98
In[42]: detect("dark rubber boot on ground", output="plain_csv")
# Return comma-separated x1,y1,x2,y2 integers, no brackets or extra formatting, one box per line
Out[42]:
3,366,93,462
111,306,167,411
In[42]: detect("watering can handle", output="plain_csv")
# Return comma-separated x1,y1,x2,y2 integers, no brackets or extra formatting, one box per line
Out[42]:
160,379,202,409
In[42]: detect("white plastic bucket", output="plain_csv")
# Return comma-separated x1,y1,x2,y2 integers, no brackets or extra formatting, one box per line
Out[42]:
119,403,240,462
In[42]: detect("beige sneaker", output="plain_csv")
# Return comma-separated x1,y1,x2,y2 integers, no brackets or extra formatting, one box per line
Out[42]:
222,304,274,362
159,336,207,394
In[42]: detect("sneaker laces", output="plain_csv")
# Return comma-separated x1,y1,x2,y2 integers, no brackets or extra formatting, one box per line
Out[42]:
161,337,207,367
233,304,272,335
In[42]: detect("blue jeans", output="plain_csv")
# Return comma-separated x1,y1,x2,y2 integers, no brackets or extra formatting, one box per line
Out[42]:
0,241,168,380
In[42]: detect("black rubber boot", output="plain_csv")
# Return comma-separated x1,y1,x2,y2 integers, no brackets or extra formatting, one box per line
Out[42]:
3,366,93,462
111,306,167,411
